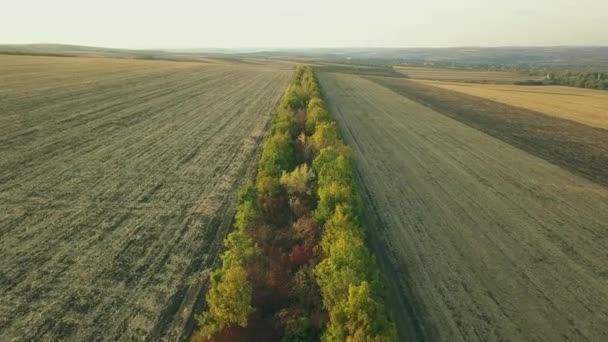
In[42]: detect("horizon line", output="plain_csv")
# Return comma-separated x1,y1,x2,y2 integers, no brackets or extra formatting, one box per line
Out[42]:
2,42,608,52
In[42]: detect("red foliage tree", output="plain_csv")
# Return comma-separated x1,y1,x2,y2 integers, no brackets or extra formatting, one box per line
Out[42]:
289,245,314,267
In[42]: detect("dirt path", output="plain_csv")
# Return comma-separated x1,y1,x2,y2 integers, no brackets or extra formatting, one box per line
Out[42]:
0,56,290,340
319,72,608,341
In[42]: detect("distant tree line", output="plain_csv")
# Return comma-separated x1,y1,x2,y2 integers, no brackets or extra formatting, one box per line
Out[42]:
393,60,608,90
537,71,608,90
514,71,608,90
193,65,397,341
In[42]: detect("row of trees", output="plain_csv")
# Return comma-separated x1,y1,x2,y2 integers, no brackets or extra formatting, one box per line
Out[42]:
515,71,608,90
544,71,608,90
303,72,398,341
194,66,325,341
194,65,397,341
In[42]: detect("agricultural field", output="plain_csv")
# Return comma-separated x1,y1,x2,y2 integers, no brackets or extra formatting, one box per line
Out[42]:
369,76,608,187
394,66,542,83
318,72,608,341
0,55,290,340
314,63,405,78
417,80,608,129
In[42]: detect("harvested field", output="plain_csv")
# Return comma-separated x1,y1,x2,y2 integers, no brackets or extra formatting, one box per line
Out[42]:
0,55,290,340
394,66,541,83
318,72,608,341
314,64,405,78
418,80,608,129
368,76,608,187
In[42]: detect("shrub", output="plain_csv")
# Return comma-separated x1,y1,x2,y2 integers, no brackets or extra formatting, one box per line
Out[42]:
513,80,545,86
238,181,257,204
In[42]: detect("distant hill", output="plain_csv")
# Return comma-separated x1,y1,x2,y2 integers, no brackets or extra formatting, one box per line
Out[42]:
0,44,254,64
0,43,166,58
2,44,608,69
249,47,608,69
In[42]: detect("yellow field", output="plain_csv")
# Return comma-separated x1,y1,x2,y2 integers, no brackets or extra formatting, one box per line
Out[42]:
419,80,608,129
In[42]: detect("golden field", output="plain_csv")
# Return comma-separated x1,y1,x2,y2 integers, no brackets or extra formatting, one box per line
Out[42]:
418,80,608,129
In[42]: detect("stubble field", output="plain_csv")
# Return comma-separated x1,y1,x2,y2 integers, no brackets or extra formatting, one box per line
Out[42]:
369,76,608,187
319,72,608,341
394,66,541,83
0,55,290,340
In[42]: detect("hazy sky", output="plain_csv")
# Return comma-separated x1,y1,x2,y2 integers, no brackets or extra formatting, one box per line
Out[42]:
1,0,607,49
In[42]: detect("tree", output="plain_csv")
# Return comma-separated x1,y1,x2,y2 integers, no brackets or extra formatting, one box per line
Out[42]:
257,132,295,179
235,200,260,233
325,282,397,342
293,215,321,248
315,180,354,222
280,164,316,197
310,122,340,152
280,84,308,111
315,206,397,341
197,264,254,339
255,175,286,218
306,106,331,135
307,97,325,113
313,148,358,222
312,144,352,175
273,107,297,137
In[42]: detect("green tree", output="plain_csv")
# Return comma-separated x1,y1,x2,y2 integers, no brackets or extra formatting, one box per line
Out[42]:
306,106,331,135
325,282,397,342
197,264,254,339
307,97,325,113
310,122,340,152
258,132,295,179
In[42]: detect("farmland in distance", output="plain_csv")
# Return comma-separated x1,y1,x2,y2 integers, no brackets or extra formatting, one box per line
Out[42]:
417,80,608,129
368,76,608,187
394,66,542,83
0,55,290,340
318,72,608,341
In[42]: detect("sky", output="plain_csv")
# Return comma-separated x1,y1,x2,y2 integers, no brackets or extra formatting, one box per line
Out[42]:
1,0,607,49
